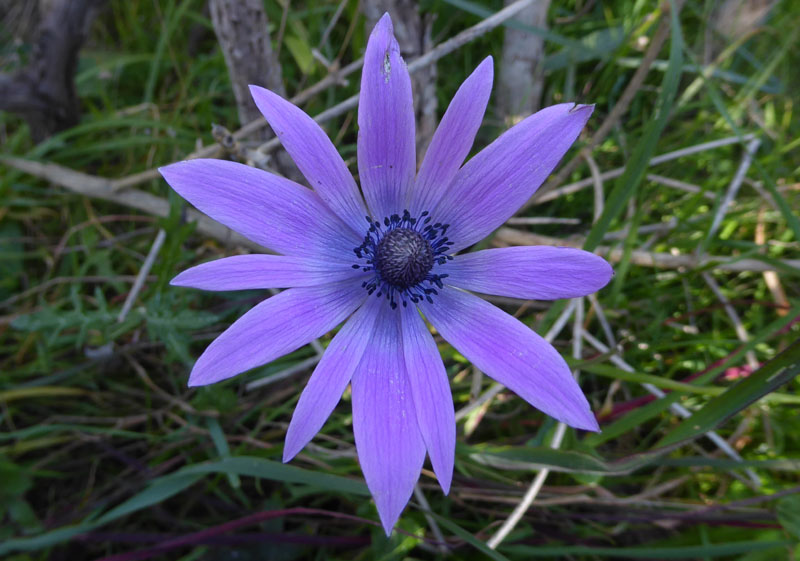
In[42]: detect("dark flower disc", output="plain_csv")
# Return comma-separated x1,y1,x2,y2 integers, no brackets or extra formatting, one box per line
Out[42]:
375,228,435,289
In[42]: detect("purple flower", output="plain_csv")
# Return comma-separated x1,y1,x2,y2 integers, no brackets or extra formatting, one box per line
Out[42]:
160,14,612,534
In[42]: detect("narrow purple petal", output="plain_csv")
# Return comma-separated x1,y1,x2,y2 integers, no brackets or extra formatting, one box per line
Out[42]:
249,85,368,234
159,159,360,261
434,104,593,251
283,297,382,462
399,305,455,495
420,287,599,431
444,246,613,300
410,56,494,216
357,13,416,219
171,254,362,291
351,304,425,535
188,281,366,386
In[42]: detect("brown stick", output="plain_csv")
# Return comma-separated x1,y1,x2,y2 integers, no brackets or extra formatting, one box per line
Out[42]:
0,155,263,253
209,0,286,129
498,0,551,119
0,0,105,141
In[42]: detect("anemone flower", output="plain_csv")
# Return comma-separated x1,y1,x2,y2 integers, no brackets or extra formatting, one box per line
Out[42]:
160,13,612,534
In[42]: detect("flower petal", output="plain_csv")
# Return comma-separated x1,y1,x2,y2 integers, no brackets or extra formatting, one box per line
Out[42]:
188,280,366,386
420,287,598,431
160,159,361,260
357,13,416,219
249,85,368,234
434,104,594,251
351,303,426,535
444,246,613,300
410,56,494,216
283,296,382,462
399,305,455,494
171,254,363,291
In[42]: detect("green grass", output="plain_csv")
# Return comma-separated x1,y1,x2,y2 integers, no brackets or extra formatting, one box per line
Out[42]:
1,0,799,559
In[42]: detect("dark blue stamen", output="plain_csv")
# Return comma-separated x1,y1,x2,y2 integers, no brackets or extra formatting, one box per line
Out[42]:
353,209,453,309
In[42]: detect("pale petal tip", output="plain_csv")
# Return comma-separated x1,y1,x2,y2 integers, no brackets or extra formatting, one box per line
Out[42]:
282,444,298,464
157,162,179,180
369,13,395,48
187,363,219,388
599,259,615,289
186,375,206,388
158,160,201,190
282,428,306,463
570,103,595,115
377,12,393,30
377,507,400,537
574,412,601,433
248,83,269,100
439,474,452,496
169,271,186,287
475,55,494,81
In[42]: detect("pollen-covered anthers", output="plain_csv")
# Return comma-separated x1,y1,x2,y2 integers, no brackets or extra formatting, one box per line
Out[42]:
352,209,453,309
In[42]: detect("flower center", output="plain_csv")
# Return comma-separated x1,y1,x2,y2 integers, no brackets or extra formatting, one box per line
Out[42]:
353,210,453,309
375,228,434,289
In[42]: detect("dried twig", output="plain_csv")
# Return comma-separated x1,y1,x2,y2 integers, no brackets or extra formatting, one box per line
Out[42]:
506,217,581,225
0,156,263,252
413,485,449,553
702,273,760,370
494,228,800,273
584,152,604,223
117,229,166,323
533,134,755,204
702,138,761,250
1,275,154,310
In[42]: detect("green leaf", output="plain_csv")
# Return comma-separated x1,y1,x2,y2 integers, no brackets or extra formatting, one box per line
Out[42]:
173,456,368,496
500,540,795,558
470,445,650,476
285,35,315,74
0,455,367,555
471,445,800,476
0,459,33,497
429,512,512,561
545,27,627,71
11,306,116,347
205,417,240,489
95,473,203,525
776,496,800,539
657,340,800,448
682,41,800,244
583,4,684,251
145,297,219,363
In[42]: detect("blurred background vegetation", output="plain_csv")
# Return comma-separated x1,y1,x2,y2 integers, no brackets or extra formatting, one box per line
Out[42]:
1,0,799,559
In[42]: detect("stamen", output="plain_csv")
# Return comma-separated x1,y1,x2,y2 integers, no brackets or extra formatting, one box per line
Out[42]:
353,209,452,309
